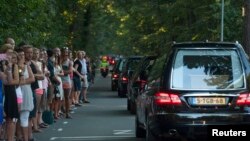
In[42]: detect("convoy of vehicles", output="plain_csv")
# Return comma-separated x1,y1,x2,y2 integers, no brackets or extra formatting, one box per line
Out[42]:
98,41,250,141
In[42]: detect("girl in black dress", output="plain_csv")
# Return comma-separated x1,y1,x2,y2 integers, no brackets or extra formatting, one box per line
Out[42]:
3,51,20,141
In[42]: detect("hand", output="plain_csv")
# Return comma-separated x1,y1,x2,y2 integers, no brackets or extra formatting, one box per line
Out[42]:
26,61,31,66
80,75,85,80
19,76,26,84
6,60,12,69
18,104,21,113
0,72,7,83
55,79,61,85
45,71,50,77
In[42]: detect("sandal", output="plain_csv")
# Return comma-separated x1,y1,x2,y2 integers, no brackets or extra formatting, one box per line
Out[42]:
41,122,49,126
33,128,42,133
39,123,48,128
66,114,73,119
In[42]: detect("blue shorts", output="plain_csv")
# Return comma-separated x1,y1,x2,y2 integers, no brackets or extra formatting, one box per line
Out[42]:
73,77,81,91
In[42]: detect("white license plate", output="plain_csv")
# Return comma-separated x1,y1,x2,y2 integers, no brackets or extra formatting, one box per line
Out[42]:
192,97,226,105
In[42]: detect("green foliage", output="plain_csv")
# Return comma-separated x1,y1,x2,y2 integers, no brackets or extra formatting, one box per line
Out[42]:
0,0,245,57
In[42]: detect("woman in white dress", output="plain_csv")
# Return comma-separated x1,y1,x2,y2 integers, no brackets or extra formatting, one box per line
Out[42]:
16,48,35,141
54,56,64,119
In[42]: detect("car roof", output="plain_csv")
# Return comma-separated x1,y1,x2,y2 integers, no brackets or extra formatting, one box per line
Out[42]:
142,55,157,60
172,41,241,49
127,55,143,59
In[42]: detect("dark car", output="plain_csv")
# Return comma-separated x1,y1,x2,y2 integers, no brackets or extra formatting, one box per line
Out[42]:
135,42,250,141
117,56,143,97
111,58,125,91
127,55,157,114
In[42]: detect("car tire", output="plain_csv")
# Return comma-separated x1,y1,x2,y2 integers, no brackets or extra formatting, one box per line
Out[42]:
130,101,136,114
127,99,130,111
135,116,146,138
111,84,116,91
146,119,157,141
118,88,122,97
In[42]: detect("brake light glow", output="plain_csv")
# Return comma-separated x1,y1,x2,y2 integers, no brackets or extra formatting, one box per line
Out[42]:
112,74,118,78
154,92,181,105
236,93,250,105
122,77,128,81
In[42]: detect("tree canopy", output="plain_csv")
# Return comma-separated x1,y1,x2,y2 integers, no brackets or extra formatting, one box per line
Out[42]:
0,0,245,57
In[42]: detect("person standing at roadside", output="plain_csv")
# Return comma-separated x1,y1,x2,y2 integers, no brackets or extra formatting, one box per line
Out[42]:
80,51,89,103
23,45,42,140
72,51,84,106
2,51,20,141
69,50,75,107
15,48,35,141
4,37,15,50
53,52,64,120
47,49,61,116
38,48,49,128
61,47,73,118
31,48,45,132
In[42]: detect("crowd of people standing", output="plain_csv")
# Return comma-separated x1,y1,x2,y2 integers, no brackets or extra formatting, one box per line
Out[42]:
0,37,94,141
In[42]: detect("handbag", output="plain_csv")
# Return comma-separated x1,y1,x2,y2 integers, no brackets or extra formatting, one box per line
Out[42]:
54,85,60,98
42,89,54,125
42,110,54,125
16,86,23,104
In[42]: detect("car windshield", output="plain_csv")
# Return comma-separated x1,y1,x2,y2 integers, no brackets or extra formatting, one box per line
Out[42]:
172,49,245,90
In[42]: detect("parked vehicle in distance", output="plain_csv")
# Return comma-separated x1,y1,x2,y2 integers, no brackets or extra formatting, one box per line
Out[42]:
136,42,250,141
107,54,122,70
117,56,143,97
111,58,125,91
127,55,157,114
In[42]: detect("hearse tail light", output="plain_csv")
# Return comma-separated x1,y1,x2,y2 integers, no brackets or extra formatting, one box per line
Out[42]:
236,93,250,105
154,92,181,105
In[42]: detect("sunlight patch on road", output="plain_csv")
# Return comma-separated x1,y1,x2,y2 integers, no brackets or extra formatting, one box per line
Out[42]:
57,128,63,132
113,130,133,135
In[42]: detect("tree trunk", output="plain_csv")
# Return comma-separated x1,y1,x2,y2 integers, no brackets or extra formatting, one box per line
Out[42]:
243,0,250,56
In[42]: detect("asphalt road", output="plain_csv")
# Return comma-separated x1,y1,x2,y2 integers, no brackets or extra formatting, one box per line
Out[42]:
34,73,144,141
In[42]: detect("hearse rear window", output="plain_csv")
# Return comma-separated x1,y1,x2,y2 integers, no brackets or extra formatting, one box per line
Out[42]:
172,49,244,90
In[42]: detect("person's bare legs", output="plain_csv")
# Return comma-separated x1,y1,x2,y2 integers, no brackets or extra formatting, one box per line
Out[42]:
64,88,71,118
82,87,88,102
33,94,42,132
75,91,80,105
22,126,29,141
6,118,17,141
16,121,22,141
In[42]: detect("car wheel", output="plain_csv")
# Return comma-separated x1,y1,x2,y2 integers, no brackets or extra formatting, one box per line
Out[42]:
135,116,146,138
146,119,157,141
111,84,116,91
130,101,136,114
118,88,122,97
127,99,131,111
